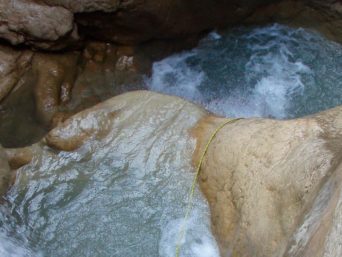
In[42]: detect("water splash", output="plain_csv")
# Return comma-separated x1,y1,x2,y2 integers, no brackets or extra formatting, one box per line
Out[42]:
146,24,342,119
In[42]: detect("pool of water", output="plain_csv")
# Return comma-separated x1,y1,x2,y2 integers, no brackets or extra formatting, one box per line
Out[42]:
147,24,342,119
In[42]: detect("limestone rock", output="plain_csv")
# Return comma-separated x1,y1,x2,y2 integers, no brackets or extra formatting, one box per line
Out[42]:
3,91,342,256
0,0,341,49
73,0,276,44
0,0,78,49
42,0,121,12
0,0,278,48
192,106,342,257
32,52,80,125
4,147,34,170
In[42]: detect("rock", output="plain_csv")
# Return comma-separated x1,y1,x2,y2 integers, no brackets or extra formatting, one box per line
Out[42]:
73,0,276,44
32,52,80,125
0,145,11,198
0,0,279,49
0,0,78,50
6,90,342,257
0,45,33,103
42,0,121,12
4,147,34,170
0,0,341,49
192,106,342,256
43,91,204,151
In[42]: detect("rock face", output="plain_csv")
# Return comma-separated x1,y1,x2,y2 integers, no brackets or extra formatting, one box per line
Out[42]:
72,0,276,44
0,0,341,49
192,107,342,256
0,0,78,50
32,52,80,125
0,0,277,49
0,37,203,147
0,45,33,103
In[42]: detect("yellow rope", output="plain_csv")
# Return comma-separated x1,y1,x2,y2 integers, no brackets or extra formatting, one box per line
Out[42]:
175,118,243,257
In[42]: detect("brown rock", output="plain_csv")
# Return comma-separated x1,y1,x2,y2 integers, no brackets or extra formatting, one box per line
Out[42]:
192,106,342,257
1,0,279,48
0,0,341,49
0,145,10,198
45,105,117,151
74,0,276,44
4,91,342,256
4,147,34,170
32,52,80,125
0,45,33,103
0,0,78,49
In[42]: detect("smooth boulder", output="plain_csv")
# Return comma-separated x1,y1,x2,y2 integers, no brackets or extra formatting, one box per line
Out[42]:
192,107,342,257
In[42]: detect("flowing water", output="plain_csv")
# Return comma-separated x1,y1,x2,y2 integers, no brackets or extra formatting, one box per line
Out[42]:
147,24,342,119
0,93,219,257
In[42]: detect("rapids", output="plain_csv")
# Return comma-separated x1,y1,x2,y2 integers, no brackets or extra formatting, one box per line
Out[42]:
147,24,342,119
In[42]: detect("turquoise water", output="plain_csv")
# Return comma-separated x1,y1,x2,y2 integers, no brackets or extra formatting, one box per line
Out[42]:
147,24,342,119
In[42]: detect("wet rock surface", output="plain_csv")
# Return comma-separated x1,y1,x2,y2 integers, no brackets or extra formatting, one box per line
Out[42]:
32,52,80,125
1,91,341,256
0,37,202,147
0,91,217,257
192,106,342,257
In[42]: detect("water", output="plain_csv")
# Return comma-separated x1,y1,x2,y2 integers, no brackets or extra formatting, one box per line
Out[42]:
147,24,342,119
0,92,219,257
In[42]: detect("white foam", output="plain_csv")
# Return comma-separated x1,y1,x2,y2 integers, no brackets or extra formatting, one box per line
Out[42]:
206,31,222,40
147,52,205,101
0,233,41,257
145,24,342,119
159,211,220,257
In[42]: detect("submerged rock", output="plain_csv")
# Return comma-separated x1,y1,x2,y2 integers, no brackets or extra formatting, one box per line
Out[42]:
2,91,217,257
